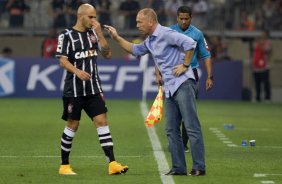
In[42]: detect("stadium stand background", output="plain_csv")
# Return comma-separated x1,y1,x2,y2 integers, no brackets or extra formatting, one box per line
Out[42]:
0,0,282,102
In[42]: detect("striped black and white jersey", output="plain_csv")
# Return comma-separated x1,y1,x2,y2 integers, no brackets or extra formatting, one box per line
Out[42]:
56,28,103,97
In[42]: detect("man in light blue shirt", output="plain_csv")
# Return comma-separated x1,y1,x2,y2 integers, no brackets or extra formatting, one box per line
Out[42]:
105,8,206,176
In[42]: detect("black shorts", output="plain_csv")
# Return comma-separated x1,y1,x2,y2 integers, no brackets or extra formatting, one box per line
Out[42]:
62,93,108,121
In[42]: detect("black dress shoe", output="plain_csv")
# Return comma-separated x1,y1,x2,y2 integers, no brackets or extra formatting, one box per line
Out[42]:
189,169,206,176
165,170,187,176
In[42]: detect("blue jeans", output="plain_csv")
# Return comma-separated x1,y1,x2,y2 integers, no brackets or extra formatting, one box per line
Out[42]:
165,79,205,173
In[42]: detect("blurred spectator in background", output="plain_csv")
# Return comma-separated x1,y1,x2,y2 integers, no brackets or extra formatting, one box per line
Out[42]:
0,0,7,15
192,0,208,29
262,0,274,29
65,0,96,27
147,0,167,26
209,36,230,60
165,0,183,26
0,47,13,57
119,0,140,29
5,0,29,27
270,1,282,30
252,30,272,102
49,0,67,28
0,0,7,26
239,9,254,31
254,9,265,30
96,0,112,26
66,0,84,27
41,28,58,58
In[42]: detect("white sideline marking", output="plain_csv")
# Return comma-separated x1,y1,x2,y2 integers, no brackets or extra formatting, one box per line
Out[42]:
236,128,270,132
140,101,174,184
227,144,238,147
261,181,275,184
209,128,238,147
254,173,282,177
209,128,282,149
255,173,267,177
219,137,229,140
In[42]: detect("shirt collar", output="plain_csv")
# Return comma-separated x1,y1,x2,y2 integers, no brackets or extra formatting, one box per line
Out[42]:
177,23,191,33
151,24,161,37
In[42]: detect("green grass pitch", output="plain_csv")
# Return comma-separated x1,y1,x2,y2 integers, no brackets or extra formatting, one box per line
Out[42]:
0,98,282,184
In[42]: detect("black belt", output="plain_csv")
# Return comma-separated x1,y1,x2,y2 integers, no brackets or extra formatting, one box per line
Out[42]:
192,68,199,82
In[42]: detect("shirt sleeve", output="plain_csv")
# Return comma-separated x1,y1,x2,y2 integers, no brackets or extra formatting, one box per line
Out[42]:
132,40,150,56
197,32,211,60
167,29,196,51
55,32,69,58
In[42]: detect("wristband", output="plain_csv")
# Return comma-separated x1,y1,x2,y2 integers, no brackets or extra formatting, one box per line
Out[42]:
183,63,190,68
208,76,213,80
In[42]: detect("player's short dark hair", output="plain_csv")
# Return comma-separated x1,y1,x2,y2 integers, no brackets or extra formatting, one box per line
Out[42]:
177,6,192,17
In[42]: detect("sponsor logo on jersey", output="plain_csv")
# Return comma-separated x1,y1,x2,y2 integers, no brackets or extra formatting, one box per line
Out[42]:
0,58,15,96
74,50,97,59
57,34,64,53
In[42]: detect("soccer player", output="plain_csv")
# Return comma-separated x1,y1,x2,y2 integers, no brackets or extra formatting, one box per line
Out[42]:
105,8,206,176
55,3,128,175
168,6,213,154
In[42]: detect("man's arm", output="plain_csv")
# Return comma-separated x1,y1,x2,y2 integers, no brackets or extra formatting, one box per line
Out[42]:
204,57,213,90
92,19,112,59
198,33,213,90
173,49,194,77
59,56,91,81
104,25,133,53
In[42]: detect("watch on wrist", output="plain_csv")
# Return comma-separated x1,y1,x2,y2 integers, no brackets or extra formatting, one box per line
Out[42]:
183,63,190,68
208,76,214,80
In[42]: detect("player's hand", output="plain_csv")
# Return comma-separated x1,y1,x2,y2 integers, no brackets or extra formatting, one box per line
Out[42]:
173,64,188,77
91,19,102,34
206,78,213,91
103,25,119,40
76,70,91,81
155,72,163,86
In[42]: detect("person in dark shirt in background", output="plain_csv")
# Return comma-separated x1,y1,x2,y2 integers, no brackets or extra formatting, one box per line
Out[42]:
49,0,67,28
96,0,112,26
6,0,29,27
119,0,140,29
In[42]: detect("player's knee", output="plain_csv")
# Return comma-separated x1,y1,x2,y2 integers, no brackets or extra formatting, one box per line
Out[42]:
94,119,108,127
67,120,79,131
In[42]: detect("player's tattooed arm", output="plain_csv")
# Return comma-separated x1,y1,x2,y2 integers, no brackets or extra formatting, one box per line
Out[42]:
100,44,111,56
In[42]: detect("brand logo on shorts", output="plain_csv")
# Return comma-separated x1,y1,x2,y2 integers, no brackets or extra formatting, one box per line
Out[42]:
68,103,73,113
0,58,15,96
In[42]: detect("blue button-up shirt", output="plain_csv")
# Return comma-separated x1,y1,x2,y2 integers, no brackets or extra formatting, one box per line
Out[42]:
132,24,197,97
